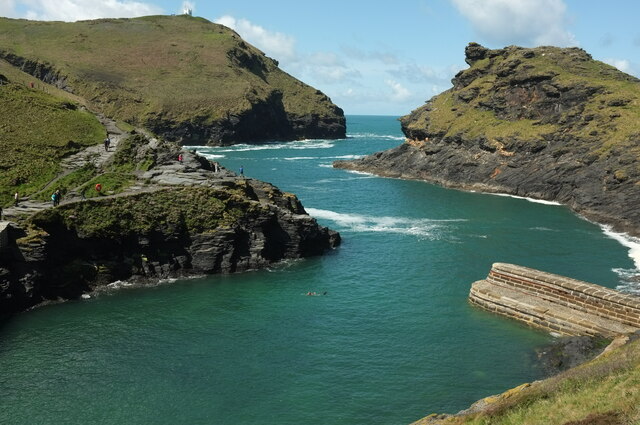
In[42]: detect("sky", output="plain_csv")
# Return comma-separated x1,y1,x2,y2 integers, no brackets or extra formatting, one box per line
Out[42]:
1,0,639,115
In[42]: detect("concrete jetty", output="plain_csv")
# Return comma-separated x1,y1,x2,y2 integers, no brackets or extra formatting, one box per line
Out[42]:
469,263,640,338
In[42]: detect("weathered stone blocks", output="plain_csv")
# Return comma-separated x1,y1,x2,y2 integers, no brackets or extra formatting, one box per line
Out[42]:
469,263,640,337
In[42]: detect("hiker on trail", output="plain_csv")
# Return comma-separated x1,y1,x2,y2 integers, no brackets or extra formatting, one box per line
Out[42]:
81,187,86,201
51,192,56,207
54,189,62,206
239,165,244,176
0,205,3,220
14,192,19,206
104,136,111,151
178,153,183,163
213,162,219,173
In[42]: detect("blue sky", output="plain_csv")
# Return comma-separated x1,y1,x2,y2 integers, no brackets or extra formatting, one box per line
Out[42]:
2,0,639,115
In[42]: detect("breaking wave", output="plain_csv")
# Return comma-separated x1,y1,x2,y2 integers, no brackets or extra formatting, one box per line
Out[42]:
599,225,640,294
348,133,405,141
490,193,562,206
306,208,465,240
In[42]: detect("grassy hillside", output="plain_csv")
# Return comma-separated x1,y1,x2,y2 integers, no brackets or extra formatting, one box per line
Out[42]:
0,72,104,206
402,44,640,160
414,337,640,425
0,15,344,143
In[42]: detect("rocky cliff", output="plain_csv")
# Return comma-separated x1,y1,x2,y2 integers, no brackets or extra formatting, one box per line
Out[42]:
336,43,640,236
0,15,345,145
0,131,340,321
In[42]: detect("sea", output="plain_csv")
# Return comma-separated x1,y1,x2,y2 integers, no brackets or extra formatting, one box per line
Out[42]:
1,115,639,425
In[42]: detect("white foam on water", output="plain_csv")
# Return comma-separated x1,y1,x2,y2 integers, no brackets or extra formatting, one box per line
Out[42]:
282,154,363,161
344,169,375,176
530,227,559,232
597,225,640,294
490,193,562,206
315,175,375,184
600,225,640,270
613,268,640,295
318,163,333,168
306,208,465,239
330,154,364,160
200,153,226,159
348,133,405,141
186,140,336,153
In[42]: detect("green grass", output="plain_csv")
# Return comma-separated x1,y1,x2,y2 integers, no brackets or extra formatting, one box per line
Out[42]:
404,45,640,156
416,339,640,425
82,172,136,198
30,186,268,238
31,164,98,201
0,15,340,133
0,81,104,205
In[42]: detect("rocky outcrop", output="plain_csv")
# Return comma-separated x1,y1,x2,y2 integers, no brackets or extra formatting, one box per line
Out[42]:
0,135,340,321
149,91,346,146
335,43,640,237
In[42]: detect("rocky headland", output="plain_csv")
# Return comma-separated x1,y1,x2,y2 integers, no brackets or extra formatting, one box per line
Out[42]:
0,18,342,321
0,15,346,145
0,127,340,321
336,43,640,237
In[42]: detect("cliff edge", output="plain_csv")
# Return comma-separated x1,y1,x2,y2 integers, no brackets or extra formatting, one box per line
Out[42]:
336,43,640,237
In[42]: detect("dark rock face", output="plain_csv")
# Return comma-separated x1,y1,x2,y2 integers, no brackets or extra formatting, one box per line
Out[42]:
535,336,610,376
0,51,71,91
152,92,346,146
0,172,339,322
336,44,640,237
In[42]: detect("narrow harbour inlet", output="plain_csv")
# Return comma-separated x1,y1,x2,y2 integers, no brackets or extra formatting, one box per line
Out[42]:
1,116,638,425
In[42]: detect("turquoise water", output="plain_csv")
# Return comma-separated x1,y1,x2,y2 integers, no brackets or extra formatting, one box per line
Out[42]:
1,116,638,425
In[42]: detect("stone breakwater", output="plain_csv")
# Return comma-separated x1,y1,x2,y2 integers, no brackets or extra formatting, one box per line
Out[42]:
469,263,640,338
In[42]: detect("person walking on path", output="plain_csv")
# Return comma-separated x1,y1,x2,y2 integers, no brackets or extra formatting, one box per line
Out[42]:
178,153,183,163
239,165,244,176
0,205,3,220
104,136,111,151
14,192,19,207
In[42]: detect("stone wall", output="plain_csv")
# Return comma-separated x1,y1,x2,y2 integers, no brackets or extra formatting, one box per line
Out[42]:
469,263,640,338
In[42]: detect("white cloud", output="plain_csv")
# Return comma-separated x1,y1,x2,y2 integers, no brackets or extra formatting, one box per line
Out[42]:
604,58,632,74
215,15,296,61
0,0,17,16
386,79,412,102
18,0,163,21
450,0,577,47
388,63,461,85
341,46,399,65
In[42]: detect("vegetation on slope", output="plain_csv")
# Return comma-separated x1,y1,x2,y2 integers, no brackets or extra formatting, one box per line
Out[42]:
31,186,266,239
0,74,104,205
0,15,344,143
415,337,640,425
402,43,640,160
